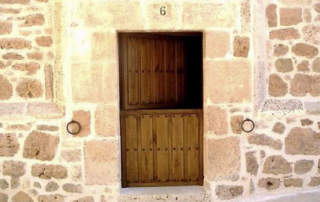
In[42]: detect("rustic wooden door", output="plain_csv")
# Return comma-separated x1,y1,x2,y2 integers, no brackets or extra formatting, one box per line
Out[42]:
119,33,203,187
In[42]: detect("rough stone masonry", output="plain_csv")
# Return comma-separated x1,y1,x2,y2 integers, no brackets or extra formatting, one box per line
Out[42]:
0,0,320,201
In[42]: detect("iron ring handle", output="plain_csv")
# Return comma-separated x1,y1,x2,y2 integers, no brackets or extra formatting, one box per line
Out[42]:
66,120,82,135
241,118,255,133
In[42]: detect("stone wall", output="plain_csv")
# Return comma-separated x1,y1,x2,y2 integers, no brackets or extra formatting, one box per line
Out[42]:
0,0,319,201
0,0,54,102
266,0,320,100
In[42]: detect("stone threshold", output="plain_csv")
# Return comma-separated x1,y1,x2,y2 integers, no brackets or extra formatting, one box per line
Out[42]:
120,185,206,196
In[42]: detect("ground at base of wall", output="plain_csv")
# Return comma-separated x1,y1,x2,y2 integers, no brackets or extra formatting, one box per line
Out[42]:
119,187,320,202
239,189,320,202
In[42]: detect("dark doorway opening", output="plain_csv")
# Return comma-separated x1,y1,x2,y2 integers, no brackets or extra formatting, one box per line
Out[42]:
119,32,203,187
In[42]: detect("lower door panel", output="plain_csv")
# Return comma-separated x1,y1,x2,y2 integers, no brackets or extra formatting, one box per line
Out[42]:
121,109,203,187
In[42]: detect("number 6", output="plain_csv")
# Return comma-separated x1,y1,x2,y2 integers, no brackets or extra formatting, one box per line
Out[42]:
160,6,166,16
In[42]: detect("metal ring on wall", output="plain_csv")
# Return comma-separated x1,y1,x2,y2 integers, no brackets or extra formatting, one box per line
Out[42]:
66,120,82,135
241,118,255,133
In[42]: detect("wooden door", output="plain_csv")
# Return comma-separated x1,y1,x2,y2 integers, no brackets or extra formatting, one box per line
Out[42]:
119,33,202,110
119,33,203,187
121,110,203,187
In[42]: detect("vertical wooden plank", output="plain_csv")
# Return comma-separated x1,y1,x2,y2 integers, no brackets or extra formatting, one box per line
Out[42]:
125,115,139,183
163,39,169,104
158,39,165,104
140,38,152,104
186,114,200,182
120,115,127,187
127,37,134,105
136,38,141,105
146,38,153,105
170,114,184,182
140,114,154,182
149,39,155,105
140,38,146,104
155,115,169,182
182,115,189,182
167,114,172,181
127,37,140,105
152,114,158,182
153,39,160,104
119,35,126,110
136,115,141,183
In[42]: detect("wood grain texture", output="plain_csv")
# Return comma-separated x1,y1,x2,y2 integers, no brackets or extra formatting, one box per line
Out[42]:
121,110,203,187
119,33,202,110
